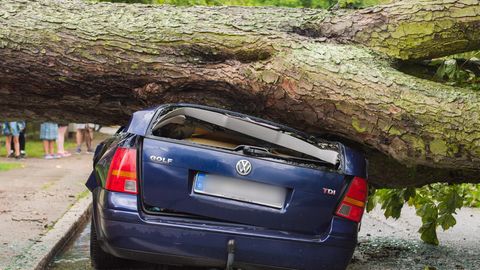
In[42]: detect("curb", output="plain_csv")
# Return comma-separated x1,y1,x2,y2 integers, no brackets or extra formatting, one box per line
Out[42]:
8,193,92,270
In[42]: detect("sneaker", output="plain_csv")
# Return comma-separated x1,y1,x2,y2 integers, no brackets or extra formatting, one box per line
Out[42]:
20,153,26,159
7,153,14,158
86,149,94,154
53,154,62,159
58,152,72,157
75,148,81,154
44,154,54,160
14,155,21,160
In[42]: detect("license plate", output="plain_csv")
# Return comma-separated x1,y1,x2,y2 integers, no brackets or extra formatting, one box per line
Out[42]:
193,173,287,209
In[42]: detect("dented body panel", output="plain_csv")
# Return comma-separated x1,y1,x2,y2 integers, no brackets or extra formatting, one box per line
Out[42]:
88,103,367,270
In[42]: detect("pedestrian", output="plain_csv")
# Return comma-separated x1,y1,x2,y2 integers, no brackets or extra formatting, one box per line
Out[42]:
10,121,26,158
2,121,21,159
75,123,94,154
57,122,71,157
40,122,58,159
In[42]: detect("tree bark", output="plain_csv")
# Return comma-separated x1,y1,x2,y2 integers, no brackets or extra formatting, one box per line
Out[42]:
298,0,480,60
1,0,480,187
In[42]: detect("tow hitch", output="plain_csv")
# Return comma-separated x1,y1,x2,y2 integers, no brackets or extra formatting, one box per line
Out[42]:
226,239,236,270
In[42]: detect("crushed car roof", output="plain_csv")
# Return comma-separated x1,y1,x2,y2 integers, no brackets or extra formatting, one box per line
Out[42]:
150,105,339,165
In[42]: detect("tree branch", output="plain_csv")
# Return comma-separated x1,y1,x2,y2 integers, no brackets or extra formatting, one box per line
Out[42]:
298,0,480,60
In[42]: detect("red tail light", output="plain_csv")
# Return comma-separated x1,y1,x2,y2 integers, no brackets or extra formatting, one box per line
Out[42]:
335,176,368,222
106,147,137,194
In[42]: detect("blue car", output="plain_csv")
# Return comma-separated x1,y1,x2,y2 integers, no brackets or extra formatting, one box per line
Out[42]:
86,104,368,270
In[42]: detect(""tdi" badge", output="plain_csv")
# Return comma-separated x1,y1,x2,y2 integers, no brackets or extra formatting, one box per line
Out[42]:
323,188,336,196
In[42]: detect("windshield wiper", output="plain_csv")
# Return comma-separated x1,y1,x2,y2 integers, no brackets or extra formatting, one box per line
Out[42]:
234,145,331,166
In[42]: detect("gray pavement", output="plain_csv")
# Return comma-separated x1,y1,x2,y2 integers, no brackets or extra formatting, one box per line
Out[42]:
0,154,92,269
0,128,116,270
348,206,480,270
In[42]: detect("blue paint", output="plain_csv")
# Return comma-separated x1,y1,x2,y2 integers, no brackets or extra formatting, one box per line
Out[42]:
87,104,367,270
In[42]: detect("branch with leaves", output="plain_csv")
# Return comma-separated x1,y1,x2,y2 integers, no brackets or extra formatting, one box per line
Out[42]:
369,183,479,244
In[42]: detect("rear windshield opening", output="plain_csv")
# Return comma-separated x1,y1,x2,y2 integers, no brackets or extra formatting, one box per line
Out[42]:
151,116,337,169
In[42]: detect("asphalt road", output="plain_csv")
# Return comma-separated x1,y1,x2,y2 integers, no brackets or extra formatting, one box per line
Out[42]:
48,206,480,270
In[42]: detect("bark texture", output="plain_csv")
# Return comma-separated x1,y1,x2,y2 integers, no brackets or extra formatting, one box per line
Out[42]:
299,0,480,60
1,0,480,187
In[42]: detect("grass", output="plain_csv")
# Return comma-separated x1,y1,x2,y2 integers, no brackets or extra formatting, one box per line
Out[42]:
0,163,23,171
77,189,91,200
0,139,77,158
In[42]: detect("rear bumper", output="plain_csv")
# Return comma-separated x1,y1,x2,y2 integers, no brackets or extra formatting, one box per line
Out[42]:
93,189,358,270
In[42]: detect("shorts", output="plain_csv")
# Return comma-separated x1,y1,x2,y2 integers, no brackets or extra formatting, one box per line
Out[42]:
40,122,58,140
74,123,94,130
2,122,20,136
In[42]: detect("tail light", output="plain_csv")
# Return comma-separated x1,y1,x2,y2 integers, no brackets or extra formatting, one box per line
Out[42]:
335,176,368,222
105,147,138,194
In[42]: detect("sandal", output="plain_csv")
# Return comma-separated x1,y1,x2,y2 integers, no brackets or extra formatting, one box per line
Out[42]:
58,152,72,157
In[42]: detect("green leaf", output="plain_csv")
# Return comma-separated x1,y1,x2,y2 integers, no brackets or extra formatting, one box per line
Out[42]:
446,189,463,210
403,187,416,202
366,186,377,212
419,220,439,245
379,190,404,219
366,194,376,212
438,214,456,230
416,202,438,222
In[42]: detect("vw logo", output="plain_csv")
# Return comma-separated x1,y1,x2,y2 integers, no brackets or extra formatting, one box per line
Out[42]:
236,160,252,176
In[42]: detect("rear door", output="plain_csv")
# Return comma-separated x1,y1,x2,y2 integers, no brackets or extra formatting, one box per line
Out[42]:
141,138,347,235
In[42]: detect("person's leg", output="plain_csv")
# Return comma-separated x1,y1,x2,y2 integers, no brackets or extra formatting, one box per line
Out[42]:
8,122,20,158
5,135,12,157
76,129,83,153
89,127,94,151
12,136,20,157
85,128,93,152
89,127,94,141
57,126,67,154
43,140,49,157
81,128,89,150
49,140,55,156
19,131,25,155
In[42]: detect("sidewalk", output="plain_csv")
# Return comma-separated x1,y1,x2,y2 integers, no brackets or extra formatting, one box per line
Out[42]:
0,153,92,269
0,128,117,269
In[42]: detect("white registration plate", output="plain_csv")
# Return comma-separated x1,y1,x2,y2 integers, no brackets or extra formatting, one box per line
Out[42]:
193,173,287,209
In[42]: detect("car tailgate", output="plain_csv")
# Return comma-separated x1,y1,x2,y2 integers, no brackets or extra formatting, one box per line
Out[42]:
141,138,347,235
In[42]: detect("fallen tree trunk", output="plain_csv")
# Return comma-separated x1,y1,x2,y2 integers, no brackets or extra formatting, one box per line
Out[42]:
1,0,480,187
